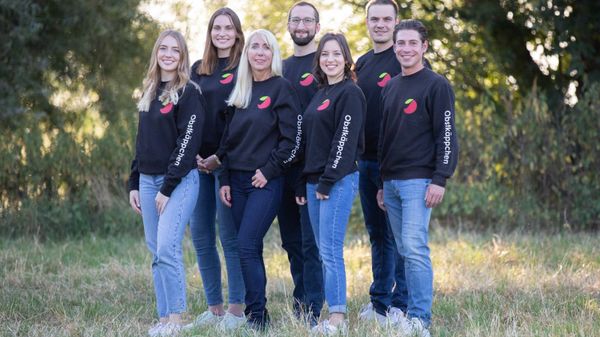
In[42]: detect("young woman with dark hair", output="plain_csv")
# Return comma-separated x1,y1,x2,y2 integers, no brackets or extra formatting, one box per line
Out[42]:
296,32,365,335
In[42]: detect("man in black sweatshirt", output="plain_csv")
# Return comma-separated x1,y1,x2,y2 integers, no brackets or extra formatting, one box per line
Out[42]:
355,0,406,324
278,1,324,324
378,20,458,337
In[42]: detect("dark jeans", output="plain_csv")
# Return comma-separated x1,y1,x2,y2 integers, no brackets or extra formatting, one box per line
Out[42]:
358,160,408,315
277,164,324,319
230,171,283,327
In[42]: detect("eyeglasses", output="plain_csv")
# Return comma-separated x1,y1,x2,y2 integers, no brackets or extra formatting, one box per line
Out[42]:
289,17,316,25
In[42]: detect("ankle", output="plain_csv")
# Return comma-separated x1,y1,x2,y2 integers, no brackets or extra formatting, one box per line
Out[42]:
227,304,244,317
168,314,183,325
208,304,225,316
328,313,345,326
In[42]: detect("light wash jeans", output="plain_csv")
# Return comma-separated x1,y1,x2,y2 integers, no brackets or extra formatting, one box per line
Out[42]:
306,172,358,314
189,170,245,306
358,160,407,314
139,170,199,317
383,178,433,327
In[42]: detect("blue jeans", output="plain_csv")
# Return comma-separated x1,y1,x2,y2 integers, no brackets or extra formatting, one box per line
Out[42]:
306,172,358,314
139,170,199,317
229,171,283,326
277,164,324,318
189,170,245,306
358,160,408,314
383,179,433,327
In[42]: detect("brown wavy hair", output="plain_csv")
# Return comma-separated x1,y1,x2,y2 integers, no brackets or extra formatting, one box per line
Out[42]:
313,33,356,87
198,8,244,76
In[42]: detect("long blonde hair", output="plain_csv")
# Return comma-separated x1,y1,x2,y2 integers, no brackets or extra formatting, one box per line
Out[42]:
137,30,190,112
227,29,283,109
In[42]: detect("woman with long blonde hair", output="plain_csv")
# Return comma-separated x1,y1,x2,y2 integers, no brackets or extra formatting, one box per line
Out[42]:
128,29,205,337
216,29,301,330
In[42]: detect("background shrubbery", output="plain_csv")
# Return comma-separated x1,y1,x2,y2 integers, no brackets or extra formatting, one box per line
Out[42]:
1,0,598,238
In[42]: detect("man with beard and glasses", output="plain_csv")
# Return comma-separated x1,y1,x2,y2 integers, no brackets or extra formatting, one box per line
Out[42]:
276,1,324,326
355,0,407,326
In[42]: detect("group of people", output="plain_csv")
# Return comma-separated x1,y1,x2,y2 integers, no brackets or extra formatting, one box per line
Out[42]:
127,0,458,336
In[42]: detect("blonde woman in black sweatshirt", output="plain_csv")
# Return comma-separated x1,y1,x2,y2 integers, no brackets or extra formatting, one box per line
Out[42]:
217,29,301,330
128,30,205,336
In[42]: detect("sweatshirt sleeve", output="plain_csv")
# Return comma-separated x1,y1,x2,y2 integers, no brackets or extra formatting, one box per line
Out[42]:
159,84,205,196
128,112,142,191
376,86,389,190
429,78,458,187
317,86,365,195
217,106,235,187
259,86,302,180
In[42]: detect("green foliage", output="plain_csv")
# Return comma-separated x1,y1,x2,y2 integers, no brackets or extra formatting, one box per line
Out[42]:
0,0,159,237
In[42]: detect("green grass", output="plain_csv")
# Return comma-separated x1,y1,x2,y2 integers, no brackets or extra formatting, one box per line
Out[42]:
1,226,599,336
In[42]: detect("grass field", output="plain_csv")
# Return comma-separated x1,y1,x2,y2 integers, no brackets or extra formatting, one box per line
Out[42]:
1,224,598,337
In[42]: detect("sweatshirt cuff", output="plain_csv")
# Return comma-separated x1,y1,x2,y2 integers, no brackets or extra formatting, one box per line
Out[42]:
218,170,230,187
431,174,447,187
128,178,139,192
159,183,175,197
259,164,278,181
316,182,333,196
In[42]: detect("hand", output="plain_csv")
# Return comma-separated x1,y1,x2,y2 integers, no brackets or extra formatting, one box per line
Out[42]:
219,186,232,207
196,155,206,172
376,189,386,211
296,196,307,205
129,190,141,215
316,192,329,200
155,192,169,215
200,154,221,172
252,169,267,188
425,184,445,208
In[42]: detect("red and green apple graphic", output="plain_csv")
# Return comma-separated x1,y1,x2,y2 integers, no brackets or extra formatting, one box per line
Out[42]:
220,73,234,84
257,96,272,109
377,72,391,87
160,102,173,114
403,98,417,114
299,72,314,87
317,99,330,111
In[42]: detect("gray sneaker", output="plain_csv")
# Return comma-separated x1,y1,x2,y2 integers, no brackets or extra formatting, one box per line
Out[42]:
358,302,387,326
157,322,182,337
218,312,247,331
310,319,348,336
183,310,222,330
147,322,165,337
406,318,430,337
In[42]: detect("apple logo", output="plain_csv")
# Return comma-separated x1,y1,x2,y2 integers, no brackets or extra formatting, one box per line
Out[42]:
257,96,272,109
317,99,330,111
299,72,314,87
403,98,417,114
377,72,391,87
220,73,234,84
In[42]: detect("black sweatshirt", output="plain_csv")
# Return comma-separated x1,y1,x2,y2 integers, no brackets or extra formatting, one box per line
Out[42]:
378,67,458,188
355,46,401,161
128,81,205,196
191,58,236,158
301,78,366,196
283,52,319,111
217,76,301,186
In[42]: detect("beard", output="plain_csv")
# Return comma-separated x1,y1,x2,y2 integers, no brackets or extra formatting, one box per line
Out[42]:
291,30,315,46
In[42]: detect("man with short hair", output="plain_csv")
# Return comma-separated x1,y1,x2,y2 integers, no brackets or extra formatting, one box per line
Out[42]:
378,19,459,337
278,1,323,325
355,0,407,325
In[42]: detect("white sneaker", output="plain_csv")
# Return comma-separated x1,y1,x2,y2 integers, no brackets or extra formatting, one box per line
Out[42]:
147,322,165,337
183,310,222,330
358,302,387,326
157,322,182,337
388,307,406,325
406,318,430,337
310,319,348,336
217,312,247,331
